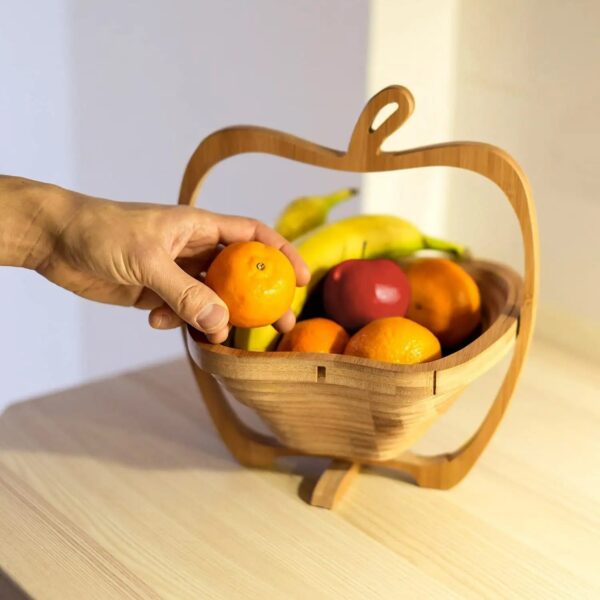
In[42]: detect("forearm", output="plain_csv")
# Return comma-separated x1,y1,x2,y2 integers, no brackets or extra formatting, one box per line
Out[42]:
0,176,77,269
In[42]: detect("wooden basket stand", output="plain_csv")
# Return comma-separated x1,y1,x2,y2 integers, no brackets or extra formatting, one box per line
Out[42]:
178,85,539,509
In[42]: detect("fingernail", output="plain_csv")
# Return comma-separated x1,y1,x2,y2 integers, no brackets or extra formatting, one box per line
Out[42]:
196,304,227,332
154,314,164,328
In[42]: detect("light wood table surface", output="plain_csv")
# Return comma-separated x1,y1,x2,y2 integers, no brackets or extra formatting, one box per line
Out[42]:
1,339,599,599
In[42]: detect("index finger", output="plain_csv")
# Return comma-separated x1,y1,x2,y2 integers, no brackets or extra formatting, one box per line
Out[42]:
210,213,311,286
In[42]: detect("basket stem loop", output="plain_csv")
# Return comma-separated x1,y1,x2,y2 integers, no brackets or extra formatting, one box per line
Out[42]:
348,85,415,159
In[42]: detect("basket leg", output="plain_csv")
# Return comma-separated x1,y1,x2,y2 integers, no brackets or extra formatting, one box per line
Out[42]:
189,359,294,468
310,460,361,509
373,335,531,489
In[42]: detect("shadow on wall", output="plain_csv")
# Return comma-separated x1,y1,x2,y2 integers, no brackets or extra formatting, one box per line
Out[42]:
0,359,241,471
0,358,329,490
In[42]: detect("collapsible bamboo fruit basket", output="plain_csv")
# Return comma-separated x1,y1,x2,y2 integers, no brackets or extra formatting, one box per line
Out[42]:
179,85,539,509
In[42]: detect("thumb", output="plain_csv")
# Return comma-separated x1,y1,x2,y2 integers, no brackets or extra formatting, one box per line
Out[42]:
144,253,229,334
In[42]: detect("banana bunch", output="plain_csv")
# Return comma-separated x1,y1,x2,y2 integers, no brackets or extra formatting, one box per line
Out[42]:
275,187,356,241
234,206,466,351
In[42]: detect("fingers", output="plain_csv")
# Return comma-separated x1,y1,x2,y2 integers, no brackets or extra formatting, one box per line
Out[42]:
206,326,231,344
250,221,310,286
211,213,311,286
273,309,296,333
150,300,291,343
148,303,229,343
134,287,164,310
176,251,219,275
148,304,182,329
149,302,231,345
144,252,229,340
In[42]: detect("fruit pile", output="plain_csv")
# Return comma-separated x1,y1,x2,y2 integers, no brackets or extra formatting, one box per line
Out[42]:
206,189,482,365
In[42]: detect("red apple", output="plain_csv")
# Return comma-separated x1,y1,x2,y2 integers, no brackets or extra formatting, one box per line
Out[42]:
323,259,411,329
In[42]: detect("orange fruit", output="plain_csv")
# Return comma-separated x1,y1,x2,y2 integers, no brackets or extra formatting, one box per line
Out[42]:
205,241,295,328
405,258,481,348
344,317,441,364
277,318,349,354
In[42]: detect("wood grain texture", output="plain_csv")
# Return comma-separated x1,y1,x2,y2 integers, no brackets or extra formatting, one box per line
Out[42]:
0,343,598,598
177,85,539,504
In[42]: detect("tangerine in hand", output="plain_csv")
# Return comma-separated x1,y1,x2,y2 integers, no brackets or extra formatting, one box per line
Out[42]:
205,241,296,328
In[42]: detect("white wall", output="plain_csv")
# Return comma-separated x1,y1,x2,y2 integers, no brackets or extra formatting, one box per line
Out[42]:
1,0,369,408
6,0,595,410
0,1,82,407
365,0,600,360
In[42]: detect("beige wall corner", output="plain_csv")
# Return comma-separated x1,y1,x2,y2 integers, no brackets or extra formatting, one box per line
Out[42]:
364,0,600,357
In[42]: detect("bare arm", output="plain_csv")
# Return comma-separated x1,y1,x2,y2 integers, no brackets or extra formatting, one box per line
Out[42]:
0,175,309,343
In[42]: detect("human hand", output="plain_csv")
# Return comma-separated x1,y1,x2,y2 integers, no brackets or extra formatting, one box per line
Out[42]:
1,177,310,343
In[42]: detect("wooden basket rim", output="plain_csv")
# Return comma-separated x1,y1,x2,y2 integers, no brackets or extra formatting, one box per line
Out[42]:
188,258,522,378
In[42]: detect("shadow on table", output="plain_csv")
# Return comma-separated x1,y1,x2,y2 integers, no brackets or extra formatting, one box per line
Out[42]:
0,360,347,501
0,569,32,600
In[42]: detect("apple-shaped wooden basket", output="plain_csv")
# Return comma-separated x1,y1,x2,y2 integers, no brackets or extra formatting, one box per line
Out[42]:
179,85,538,509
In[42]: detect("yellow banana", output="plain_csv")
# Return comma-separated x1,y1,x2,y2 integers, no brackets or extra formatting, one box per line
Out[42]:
275,187,357,241
234,214,466,351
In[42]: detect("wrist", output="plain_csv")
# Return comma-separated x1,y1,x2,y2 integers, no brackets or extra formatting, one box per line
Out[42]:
0,176,80,270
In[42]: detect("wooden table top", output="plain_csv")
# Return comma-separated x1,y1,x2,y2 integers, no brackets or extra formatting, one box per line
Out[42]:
1,339,599,599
